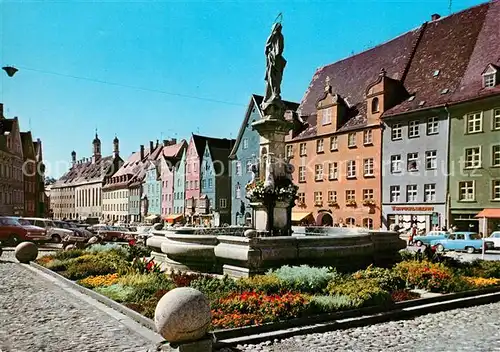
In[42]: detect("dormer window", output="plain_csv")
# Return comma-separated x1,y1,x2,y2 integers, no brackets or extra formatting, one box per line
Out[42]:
371,97,380,113
322,108,332,125
484,73,495,88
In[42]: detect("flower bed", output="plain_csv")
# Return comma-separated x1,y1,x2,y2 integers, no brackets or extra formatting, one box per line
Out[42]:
35,245,500,330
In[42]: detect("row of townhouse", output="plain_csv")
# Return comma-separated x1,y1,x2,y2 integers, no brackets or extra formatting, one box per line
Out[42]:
228,2,500,234
0,103,47,217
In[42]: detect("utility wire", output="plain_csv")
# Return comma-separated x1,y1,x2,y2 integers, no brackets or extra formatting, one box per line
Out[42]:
17,65,246,107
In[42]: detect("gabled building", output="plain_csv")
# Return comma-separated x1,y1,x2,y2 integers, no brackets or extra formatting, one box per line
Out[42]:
33,138,47,217
0,107,25,216
200,137,236,226
20,132,37,217
52,134,123,220
144,160,161,219
173,148,186,216
229,94,299,225
184,134,235,225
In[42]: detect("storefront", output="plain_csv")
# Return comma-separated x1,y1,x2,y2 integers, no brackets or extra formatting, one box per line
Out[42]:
383,204,446,232
450,211,480,232
475,208,500,235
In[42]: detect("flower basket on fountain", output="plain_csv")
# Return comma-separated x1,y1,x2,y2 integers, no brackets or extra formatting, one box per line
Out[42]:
246,178,299,204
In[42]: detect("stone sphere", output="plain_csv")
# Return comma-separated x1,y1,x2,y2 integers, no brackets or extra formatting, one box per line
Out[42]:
15,242,38,263
154,287,211,343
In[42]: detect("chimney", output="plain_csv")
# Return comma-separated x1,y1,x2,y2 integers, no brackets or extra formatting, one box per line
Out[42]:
431,13,441,21
163,138,177,146
170,138,177,145
140,145,145,160
71,151,76,165
149,141,154,152
156,139,159,148
163,140,169,147
0,103,3,118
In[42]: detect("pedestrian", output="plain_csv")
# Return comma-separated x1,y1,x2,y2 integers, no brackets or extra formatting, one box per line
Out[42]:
409,224,417,246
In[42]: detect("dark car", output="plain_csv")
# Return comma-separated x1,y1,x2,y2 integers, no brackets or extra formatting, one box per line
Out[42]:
0,216,50,246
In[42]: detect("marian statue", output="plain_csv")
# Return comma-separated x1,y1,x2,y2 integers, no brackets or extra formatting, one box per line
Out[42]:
262,17,287,112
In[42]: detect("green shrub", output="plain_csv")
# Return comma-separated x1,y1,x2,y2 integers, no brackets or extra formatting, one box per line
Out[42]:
94,284,135,302
236,274,283,294
191,275,239,301
125,274,175,302
398,249,416,262
308,295,361,313
52,249,85,261
393,260,456,293
267,265,342,293
45,259,67,271
352,265,405,292
86,243,127,257
64,260,118,280
326,278,392,308
465,260,500,279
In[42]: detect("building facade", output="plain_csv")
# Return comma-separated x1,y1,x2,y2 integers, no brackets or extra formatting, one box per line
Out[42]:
173,149,186,215
229,95,263,225
160,139,187,220
381,110,449,231
33,138,47,217
144,160,161,217
184,135,201,218
21,132,37,217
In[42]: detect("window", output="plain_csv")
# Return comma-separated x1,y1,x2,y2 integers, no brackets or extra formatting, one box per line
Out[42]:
427,117,439,135
493,180,500,200
299,143,307,156
424,184,436,202
330,136,338,151
346,160,356,178
297,192,305,204
407,153,419,172
328,162,338,180
391,124,402,140
391,155,402,173
425,150,437,170
459,181,475,201
464,147,481,168
363,158,374,177
371,97,379,113
363,130,373,145
298,166,306,182
363,189,374,200
408,120,420,138
322,108,332,125
315,164,324,181
316,139,324,153
219,198,227,209
348,133,356,147
467,112,482,133
328,191,337,202
286,145,293,158
208,179,213,188
235,161,242,176
346,190,356,201
493,145,500,167
346,218,356,226
246,160,252,173
242,138,248,149
362,218,373,230
406,185,418,202
235,184,241,199
494,109,500,130
484,73,495,88
314,191,323,204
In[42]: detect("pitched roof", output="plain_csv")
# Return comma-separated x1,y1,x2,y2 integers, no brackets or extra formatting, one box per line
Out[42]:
385,2,490,115
229,94,300,157
192,134,235,160
53,155,116,188
20,132,36,160
205,138,236,174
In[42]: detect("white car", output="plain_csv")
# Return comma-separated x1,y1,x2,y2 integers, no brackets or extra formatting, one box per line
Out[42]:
488,231,500,249
22,217,74,243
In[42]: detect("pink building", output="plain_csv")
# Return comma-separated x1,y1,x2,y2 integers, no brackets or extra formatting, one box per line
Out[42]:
185,135,201,207
160,139,187,218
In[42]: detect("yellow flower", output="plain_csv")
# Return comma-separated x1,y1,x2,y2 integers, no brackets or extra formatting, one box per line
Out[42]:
78,273,120,288
464,276,500,288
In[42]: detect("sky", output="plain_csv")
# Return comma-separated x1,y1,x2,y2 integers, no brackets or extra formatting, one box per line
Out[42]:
0,0,485,178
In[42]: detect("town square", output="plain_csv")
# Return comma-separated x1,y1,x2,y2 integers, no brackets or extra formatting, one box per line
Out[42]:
1,0,500,351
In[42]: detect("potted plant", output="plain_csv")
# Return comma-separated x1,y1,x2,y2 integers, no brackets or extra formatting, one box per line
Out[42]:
362,199,376,207
314,201,323,207
346,199,357,207
328,201,339,207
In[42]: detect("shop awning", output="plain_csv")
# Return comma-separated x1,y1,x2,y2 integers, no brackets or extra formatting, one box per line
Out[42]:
291,212,313,222
145,214,159,220
162,214,183,222
475,209,500,219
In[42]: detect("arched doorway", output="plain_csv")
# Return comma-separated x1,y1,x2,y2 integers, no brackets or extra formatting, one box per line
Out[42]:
316,212,334,226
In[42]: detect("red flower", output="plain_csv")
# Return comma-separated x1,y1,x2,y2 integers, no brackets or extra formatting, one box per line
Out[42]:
128,239,137,247
146,260,155,271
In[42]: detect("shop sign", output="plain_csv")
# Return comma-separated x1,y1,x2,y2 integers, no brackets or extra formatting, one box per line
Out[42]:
391,206,434,212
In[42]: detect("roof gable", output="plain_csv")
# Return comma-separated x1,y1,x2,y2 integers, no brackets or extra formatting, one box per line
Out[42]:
229,95,262,158
20,132,36,160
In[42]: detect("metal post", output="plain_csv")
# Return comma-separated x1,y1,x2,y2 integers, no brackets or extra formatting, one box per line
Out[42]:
482,216,486,259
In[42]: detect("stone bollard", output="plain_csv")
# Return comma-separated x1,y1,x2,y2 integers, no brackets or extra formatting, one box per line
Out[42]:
154,287,212,352
0,245,3,258
15,242,38,263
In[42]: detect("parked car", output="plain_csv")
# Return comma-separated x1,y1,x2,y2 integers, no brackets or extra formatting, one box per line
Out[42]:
0,216,50,245
132,225,154,244
90,225,130,242
21,217,74,243
488,231,500,249
413,231,449,247
430,232,494,254
53,220,93,242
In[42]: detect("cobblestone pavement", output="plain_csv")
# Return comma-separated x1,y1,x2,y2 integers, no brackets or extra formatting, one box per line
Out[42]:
234,302,500,352
0,251,158,352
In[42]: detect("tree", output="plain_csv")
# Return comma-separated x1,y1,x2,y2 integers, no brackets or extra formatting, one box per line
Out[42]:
45,176,56,185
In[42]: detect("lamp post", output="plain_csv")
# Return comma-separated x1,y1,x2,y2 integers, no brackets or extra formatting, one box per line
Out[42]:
2,66,18,77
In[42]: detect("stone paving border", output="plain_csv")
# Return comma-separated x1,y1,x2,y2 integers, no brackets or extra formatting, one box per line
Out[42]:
28,262,164,345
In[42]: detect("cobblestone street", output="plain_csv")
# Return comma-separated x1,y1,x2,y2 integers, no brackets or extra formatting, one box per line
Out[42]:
235,303,500,352
0,252,158,352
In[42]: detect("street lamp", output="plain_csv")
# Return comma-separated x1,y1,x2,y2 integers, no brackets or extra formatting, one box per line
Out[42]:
2,66,18,77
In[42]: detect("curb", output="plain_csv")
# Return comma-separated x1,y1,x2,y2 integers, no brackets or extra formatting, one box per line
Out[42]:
30,262,158,332
214,290,500,347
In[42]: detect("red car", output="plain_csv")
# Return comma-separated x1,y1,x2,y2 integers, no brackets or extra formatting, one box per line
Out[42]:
0,216,50,246
91,225,131,242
